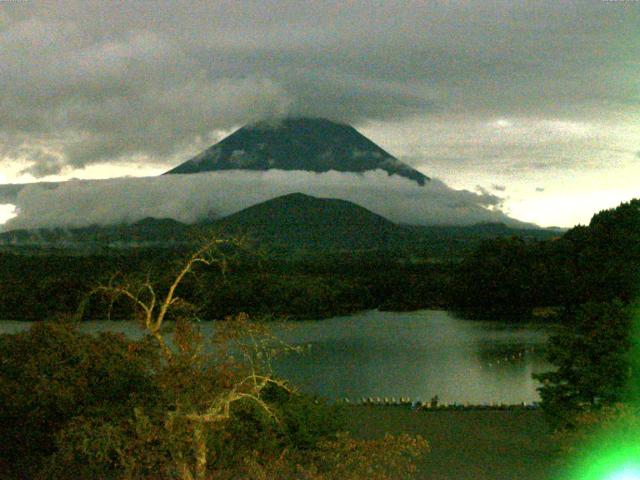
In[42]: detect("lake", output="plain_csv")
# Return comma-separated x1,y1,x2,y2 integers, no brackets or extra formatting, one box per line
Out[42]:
0,310,553,404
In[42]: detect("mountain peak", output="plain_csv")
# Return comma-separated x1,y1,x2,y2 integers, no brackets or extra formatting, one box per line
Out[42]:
246,117,351,130
165,117,429,185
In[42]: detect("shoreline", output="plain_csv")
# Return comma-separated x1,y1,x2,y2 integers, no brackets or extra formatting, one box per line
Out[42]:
337,399,541,411
0,306,560,324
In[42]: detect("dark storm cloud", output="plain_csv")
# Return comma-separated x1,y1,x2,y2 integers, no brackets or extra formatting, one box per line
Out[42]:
0,0,638,176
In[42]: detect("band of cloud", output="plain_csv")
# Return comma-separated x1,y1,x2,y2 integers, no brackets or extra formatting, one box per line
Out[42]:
2,170,524,231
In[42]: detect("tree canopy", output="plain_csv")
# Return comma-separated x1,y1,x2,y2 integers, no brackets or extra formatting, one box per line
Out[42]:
0,237,429,479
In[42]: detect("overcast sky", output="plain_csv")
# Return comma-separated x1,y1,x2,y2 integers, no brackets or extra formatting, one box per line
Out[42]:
1,0,638,227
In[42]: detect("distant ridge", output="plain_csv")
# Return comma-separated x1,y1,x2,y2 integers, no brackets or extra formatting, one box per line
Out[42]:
0,193,559,253
0,217,190,246
165,117,429,185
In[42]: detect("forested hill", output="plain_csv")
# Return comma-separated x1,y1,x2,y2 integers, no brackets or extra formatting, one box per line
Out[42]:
214,192,400,251
448,198,640,314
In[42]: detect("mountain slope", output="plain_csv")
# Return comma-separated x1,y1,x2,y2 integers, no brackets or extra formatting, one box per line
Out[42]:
215,192,402,250
165,117,429,185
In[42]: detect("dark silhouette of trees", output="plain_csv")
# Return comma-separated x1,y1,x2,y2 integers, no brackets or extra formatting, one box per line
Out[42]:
448,198,640,316
534,301,633,428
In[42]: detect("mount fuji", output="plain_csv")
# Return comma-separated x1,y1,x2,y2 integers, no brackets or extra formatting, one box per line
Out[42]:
165,117,429,185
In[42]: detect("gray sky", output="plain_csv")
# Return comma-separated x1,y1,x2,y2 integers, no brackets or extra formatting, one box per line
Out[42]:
1,0,639,227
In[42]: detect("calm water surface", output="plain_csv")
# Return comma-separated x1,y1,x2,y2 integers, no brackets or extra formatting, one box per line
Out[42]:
0,310,553,404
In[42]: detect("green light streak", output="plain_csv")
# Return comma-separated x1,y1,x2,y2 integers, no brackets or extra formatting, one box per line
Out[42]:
561,304,640,480
606,467,640,480
563,437,640,480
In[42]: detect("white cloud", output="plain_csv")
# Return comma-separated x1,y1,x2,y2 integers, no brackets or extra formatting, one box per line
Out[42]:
2,170,523,231
0,204,16,225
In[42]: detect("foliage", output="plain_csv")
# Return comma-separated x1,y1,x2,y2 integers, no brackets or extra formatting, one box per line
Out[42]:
305,432,429,479
0,237,429,479
0,249,176,321
534,301,633,428
0,249,451,321
0,320,159,478
229,432,429,480
449,199,640,314
448,237,545,313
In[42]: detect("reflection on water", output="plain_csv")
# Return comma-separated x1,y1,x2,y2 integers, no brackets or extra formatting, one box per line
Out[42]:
0,310,553,404
268,310,553,404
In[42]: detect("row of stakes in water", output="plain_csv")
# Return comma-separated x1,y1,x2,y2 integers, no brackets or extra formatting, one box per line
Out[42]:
337,397,540,410
487,347,537,368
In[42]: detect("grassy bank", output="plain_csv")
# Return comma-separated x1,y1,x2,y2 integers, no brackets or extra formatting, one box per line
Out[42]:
344,406,561,480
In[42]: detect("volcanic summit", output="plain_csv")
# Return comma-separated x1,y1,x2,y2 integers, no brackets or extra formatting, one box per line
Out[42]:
165,117,429,185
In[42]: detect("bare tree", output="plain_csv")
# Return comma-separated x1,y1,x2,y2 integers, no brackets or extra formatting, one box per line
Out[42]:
90,236,292,480
82,235,429,479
